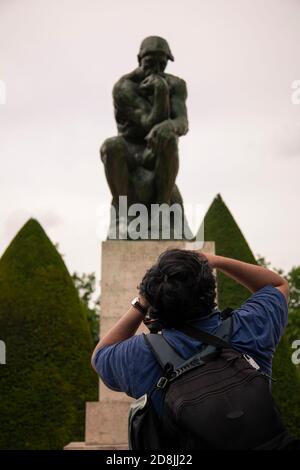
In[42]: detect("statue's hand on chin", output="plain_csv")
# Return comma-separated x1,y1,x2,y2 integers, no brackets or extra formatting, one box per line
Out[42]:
140,74,168,93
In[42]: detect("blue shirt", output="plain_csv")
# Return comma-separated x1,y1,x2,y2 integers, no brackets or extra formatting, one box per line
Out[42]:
93,285,288,415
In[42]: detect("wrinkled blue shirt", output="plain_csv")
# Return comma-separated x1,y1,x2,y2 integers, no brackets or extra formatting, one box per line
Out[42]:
93,285,288,415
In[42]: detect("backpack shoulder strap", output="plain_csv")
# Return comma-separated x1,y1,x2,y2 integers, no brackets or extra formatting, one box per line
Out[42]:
143,333,184,370
179,315,233,349
197,316,234,359
143,315,234,371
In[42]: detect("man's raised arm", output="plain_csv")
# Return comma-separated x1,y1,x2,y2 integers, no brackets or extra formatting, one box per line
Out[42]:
201,253,289,302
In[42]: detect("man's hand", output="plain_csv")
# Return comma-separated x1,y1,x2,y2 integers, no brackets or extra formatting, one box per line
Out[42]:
199,252,218,269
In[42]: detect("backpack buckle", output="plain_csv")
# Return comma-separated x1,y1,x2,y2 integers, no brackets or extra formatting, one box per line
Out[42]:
156,376,169,389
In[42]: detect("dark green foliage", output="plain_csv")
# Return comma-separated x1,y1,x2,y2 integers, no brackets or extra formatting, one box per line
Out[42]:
203,194,300,438
257,257,300,351
287,307,300,346
286,267,300,346
272,337,300,435
287,266,300,313
0,219,98,449
72,272,100,345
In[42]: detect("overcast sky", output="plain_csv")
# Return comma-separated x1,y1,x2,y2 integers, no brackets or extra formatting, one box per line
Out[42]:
1,0,300,281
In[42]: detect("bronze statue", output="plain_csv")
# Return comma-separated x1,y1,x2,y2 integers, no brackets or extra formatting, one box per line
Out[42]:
100,36,192,239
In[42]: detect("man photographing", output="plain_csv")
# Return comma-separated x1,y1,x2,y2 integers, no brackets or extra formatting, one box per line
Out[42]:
92,249,298,449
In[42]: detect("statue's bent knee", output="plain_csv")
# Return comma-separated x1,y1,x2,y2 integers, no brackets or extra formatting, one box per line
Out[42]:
100,137,126,165
159,131,178,150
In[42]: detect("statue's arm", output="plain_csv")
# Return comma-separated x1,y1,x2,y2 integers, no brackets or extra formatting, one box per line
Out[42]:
170,79,189,136
113,79,169,136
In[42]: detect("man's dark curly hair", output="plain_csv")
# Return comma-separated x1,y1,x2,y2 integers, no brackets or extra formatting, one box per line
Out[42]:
139,248,217,328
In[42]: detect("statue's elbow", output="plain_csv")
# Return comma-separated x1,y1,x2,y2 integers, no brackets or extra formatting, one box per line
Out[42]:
184,120,189,135
173,118,189,137
180,119,189,136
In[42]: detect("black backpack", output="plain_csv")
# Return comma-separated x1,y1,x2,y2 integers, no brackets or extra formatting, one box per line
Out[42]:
128,312,296,450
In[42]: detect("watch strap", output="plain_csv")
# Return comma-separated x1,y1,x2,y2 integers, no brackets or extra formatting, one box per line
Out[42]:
131,297,148,316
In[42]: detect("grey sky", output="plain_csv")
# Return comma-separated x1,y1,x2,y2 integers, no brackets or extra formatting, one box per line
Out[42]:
0,0,300,279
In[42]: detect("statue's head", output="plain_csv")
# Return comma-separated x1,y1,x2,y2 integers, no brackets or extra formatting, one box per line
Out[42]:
138,36,174,75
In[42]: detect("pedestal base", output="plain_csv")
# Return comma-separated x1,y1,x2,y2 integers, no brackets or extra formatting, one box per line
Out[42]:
85,400,132,446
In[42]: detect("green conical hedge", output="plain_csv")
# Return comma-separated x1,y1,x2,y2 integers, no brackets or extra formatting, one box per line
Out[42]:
202,194,300,438
0,219,97,449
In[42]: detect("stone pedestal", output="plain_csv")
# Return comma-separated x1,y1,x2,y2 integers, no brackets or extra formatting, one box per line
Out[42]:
65,240,215,450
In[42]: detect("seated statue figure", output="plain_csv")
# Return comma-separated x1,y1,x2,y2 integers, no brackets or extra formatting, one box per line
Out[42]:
100,36,192,239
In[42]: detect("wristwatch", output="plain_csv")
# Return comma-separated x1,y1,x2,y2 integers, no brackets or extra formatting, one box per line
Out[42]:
131,296,148,316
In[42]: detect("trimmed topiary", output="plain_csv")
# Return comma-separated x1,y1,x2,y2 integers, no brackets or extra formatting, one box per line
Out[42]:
202,194,300,439
0,219,98,449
